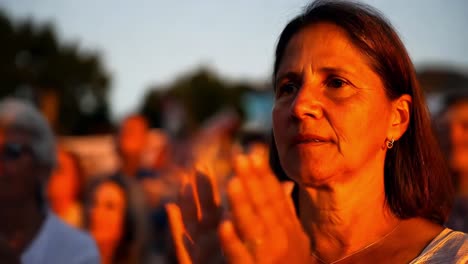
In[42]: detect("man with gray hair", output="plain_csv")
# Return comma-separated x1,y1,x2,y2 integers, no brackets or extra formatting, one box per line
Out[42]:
0,98,99,263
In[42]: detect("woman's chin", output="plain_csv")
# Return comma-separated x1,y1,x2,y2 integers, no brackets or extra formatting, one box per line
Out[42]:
285,167,337,188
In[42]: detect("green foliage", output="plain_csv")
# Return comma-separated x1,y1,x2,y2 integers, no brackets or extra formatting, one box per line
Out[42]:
0,10,112,135
141,67,254,131
140,88,164,129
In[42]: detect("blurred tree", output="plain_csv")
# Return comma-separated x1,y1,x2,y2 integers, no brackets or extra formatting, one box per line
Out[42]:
418,66,468,94
140,67,252,133
0,10,112,135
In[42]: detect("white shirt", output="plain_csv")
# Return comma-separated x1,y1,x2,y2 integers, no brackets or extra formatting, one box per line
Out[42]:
410,228,468,264
21,211,100,264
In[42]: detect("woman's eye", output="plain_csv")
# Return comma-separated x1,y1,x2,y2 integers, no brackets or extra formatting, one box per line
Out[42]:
105,201,116,210
323,76,358,99
277,82,298,96
327,78,347,89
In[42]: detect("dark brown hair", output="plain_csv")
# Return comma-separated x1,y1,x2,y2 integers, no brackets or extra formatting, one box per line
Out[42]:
270,0,453,224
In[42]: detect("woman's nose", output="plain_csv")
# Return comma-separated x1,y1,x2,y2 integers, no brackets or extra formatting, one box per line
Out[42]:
290,84,324,120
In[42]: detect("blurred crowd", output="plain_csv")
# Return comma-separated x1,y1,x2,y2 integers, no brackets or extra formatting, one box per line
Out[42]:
0,88,467,263
1,0,467,261
0,96,271,263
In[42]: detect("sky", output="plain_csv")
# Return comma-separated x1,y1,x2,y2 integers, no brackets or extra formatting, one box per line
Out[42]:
1,0,467,120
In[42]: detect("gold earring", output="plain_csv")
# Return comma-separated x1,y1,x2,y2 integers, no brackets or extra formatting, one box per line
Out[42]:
386,138,395,149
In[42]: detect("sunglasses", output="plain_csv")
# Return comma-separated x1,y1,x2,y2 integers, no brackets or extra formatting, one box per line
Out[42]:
0,142,33,161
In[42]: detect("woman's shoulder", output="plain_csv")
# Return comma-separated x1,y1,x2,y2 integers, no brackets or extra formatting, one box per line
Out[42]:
410,228,468,264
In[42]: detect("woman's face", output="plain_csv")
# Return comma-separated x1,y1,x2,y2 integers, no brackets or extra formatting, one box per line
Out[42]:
119,117,148,157
89,182,127,245
445,101,468,173
272,23,393,186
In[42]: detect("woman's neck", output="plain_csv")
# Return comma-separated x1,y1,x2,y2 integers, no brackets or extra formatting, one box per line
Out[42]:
299,168,400,263
97,242,117,264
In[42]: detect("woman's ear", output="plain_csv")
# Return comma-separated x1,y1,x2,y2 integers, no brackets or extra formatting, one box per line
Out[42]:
389,94,412,140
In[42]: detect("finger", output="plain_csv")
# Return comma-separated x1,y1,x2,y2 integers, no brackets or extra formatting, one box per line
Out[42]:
165,203,192,264
219,220,253,264
249,154,299,225
179,179,200,238
235,155,294,258
226,176,262,243
235,155,274,219
234,154,278,232
246,156,311,256
195,170,221,223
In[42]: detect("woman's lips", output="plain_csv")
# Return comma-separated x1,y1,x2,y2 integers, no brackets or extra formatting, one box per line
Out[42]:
291,134,331,146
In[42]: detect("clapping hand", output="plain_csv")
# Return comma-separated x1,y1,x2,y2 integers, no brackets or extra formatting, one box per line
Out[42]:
166,168,224,264
218,153,312,263
167,152,312,264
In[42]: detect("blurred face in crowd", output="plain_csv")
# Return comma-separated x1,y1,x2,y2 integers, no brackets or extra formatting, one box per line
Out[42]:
444,100,468,173
272,23,394,186
140,130,169,169
0,126,44,204
89,182,127,245
47,149,79,205
119,116,148,157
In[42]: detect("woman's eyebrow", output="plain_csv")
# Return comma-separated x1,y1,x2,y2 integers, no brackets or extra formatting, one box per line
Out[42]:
275,71,302,84
276,67,355,83
319,66,354,75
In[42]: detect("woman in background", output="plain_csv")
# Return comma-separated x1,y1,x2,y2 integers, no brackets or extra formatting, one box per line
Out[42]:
439,91,468,233
83,175,149,264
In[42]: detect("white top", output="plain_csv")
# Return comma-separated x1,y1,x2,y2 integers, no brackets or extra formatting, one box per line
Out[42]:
21,211,100,264
410,228,468,264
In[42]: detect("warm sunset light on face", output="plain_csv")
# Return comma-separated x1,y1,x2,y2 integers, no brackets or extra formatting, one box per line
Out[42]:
273,23,393,185
119,116,149,156
0,1,466,263
89,182,127,244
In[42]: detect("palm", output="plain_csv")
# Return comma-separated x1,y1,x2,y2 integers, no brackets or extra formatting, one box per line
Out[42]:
167,170,224,264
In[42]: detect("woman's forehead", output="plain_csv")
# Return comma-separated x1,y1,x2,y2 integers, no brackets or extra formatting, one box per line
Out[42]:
96,182,126,202
279,23,369,73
